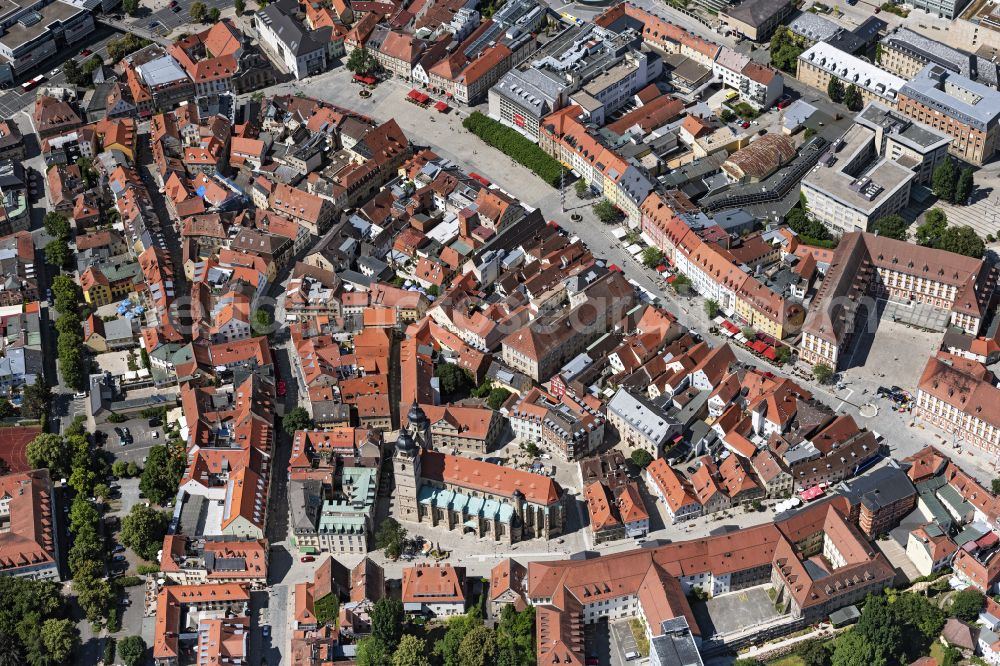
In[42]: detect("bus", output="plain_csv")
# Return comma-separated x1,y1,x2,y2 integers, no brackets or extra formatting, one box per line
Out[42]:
20,75,44,92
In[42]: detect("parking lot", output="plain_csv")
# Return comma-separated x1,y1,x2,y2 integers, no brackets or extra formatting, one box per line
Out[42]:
97,415,167,464
610,619,643,666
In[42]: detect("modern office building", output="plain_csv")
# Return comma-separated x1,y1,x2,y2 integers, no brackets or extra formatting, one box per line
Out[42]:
0,0,94,83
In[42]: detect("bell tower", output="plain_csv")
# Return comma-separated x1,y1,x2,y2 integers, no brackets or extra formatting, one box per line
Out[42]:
393,426,421,522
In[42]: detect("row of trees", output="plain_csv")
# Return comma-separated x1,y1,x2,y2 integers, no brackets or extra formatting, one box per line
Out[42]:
51,274,87,390
914,209,986,259
189,2,222,22
354,598,536,666
462,112,565,187
827,78,864,112
932,158,975,206
63,56,105,88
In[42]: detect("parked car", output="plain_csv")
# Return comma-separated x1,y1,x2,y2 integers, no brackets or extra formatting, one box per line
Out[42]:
741,121,751,128
79,48,91,56
112,545,125,553
112,554,126,562
300,555,315,563
262,625,270,637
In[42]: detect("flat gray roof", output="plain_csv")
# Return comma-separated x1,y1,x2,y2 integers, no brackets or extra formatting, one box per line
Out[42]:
0,1,84,51
901,64,1000,130
856,101,951,151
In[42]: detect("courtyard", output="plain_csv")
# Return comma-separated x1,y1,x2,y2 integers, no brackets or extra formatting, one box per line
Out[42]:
692,585,785,638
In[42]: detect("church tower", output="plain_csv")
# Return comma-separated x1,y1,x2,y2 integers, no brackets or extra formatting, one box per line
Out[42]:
393,422,422,523
407,401,432,449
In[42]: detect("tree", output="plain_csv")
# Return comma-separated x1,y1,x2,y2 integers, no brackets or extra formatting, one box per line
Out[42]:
207,6,221,20
139,443,185,505
434,614,478,666
76,576,115,624
69,496,99,534
43,212,70,241
827,76,844,103
121,0,138,15
374,518,406,560
769,26,804,72
671,273,691,295
392,635,431,666
486,387,512,410
346,47,378,75
592,199,621,224
932,158,958,203
916,209,947,247
830,630,884,666
356,636,389,666
118,636,146,666
950,588,985,621
21,375,50,419
313,594,339,625
68,528,102,576
496,605,535,666
371,597,404,650
45,241,70,271
112,460,129,478
189,1,206,20
574,179,589,198
40,619,78,664
955,167,974,204
62,60,84,87
93,483,111,501
870,214,909,241
434,363,468,396
140,348,150,369
234,0,246,13
119,504,170,561
252,309,273,334
813,363,834,384
27,433,71,479
0,632,25,666
282,407,313,436
993,478,1000,495
641,246,664,268
457,625,497,666
742,326,756,340
58,345,85,390
775,345,792,364
704,299,719,318
50,275,82,314
938,226,985,258
630,449,653,468
843,84,863,111
83,55,104,78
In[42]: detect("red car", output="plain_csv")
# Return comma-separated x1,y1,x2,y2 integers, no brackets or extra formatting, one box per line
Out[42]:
741,121,751,128
276,381,286,397
300,555,315,563
776,97,792,109
79,48,91,57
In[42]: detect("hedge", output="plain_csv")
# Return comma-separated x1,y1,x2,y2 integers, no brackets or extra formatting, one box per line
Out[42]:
462,112,564,187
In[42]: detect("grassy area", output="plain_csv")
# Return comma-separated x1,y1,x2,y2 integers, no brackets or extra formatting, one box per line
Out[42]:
462,112,564,187
629,618,650,658
767,656,806,666
930,642,947,664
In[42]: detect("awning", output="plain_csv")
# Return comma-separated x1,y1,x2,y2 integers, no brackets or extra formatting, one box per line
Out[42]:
434,101,448,112
299,546,319,554
800,486,825,501
763,347,777,360
655,264,667,273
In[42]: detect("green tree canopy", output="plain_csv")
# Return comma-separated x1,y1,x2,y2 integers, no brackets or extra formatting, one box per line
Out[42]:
955,167,974,204
346,47,378,75
313,593,339,626
392,634,431,666
40,618,79,664
139,443,185,505
592,199,621,224
915,209,947,246
118,636,146,666
435,363,469,397
870,215,909,241
371,597,404,650
375,517,407,559
486,387,512,410
356,636,390,666
282,407,313,436
26,433,72,479
457,625,497,666
234,0,246,13
43,212,70,240
704,299,719,318
949,588,985,621
641,246,664,268
120,504,170,560
21,375,50,419
189,1,206,20
827,77,844,103
843,84,863,111
434,613,479,666
932,158,958,203
938,225,985,258
813,363,834,384
630,449,653,468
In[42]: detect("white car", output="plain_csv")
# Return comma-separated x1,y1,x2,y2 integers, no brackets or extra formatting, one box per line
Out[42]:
152,431,159,439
